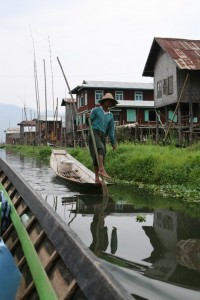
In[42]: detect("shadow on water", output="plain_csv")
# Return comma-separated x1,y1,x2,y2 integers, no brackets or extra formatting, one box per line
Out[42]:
2,149,200,299
51,175,104,195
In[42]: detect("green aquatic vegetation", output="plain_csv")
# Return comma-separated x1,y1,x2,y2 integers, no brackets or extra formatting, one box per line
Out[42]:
38,147,52,158
136,215,146,222
5,145,52,161
109,183,200,219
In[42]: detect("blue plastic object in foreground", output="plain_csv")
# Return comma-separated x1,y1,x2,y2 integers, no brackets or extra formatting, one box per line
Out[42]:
0,238,22,300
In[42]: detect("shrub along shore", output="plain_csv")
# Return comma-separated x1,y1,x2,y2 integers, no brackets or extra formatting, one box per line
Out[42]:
4,143,200,202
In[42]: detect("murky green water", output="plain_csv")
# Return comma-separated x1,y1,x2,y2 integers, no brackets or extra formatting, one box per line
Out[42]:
1,148,200,300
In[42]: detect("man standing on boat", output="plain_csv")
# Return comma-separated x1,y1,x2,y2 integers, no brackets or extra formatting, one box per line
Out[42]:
87,93,118,184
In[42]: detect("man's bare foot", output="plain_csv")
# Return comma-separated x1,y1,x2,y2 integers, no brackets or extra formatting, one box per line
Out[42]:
95,178,102,185
98,170,111,179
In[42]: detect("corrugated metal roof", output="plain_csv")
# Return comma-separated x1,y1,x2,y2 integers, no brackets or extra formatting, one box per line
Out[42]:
17,120,36,126
116,100,154,108
6,128,20,133
143,37,200,77
38,116,62,121
61,98,76,106
18,117,62,123
71,80,153,93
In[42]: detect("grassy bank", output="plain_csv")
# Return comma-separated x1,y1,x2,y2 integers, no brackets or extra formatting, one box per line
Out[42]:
68,142,200,201
4,143,200,201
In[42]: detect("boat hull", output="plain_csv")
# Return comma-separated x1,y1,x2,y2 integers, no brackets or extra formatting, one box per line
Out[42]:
0,157,132,300
50,149,111,188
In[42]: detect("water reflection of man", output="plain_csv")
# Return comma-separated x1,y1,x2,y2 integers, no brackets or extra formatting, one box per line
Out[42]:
111,226,118,254
89,196,118,256
89,213,108,256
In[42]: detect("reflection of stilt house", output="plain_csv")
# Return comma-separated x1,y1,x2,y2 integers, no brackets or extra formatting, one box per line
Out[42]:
153,209,178,250
68,197,153,215
143,208,200,285
145,208,200,253
143,37,200,144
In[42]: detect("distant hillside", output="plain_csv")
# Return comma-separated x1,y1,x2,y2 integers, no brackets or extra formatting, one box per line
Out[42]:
0,103,62,142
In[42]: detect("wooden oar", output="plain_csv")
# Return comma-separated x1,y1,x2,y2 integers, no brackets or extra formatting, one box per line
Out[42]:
88,118,109,196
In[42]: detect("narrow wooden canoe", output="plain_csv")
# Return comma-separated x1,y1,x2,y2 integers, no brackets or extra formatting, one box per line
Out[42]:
50,149,110,188
0,157,132,300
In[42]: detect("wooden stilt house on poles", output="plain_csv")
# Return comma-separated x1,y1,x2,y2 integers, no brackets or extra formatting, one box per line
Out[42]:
61,98,77,147
68,80,154,145
143,37,200,145
17,120,36,145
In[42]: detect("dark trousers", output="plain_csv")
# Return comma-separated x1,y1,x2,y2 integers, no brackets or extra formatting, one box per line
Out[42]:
88,129,106,167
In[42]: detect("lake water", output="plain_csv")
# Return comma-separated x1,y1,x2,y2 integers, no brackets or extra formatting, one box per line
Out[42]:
1,148,200,300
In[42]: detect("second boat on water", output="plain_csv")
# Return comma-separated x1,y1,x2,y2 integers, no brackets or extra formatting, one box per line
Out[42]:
50,148,111,188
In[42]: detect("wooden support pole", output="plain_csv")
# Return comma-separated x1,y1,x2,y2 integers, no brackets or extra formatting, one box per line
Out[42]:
177,105,182,144
189,101,193,144
163,73,189,144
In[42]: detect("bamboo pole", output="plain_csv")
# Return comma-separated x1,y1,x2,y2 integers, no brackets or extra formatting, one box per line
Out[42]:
48,36,56,144
30,26,40,145
34,60,41,145
88,118,109,195
43,59,48,145
57,57,88,148
55,97,58,143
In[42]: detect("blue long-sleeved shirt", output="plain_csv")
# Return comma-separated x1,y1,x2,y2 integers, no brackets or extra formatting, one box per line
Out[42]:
90,106,116,146
105,112,115,146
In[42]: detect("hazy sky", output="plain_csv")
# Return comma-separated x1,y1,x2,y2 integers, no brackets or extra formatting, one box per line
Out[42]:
1,0,200,113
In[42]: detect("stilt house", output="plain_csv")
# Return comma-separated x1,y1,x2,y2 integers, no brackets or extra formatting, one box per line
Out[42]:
17,120,36,144
61,98,77,147
67,80,154,145
143,37,200,144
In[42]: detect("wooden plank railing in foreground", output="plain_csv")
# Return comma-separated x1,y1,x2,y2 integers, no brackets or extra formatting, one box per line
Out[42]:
1,183,58,300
